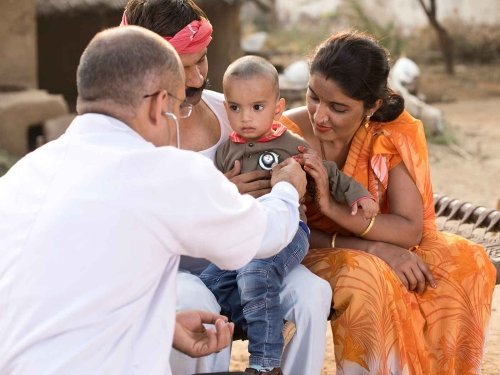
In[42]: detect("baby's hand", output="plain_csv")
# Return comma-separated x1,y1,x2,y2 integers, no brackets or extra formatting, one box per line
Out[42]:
351,197,379,219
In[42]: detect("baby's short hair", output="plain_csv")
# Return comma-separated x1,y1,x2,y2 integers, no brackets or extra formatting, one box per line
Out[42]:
223,55,279,98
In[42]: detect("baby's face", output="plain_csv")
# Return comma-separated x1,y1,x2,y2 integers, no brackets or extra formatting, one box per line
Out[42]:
223,76,280,141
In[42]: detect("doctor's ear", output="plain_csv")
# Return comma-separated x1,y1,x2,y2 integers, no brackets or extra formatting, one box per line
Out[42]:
147,90,168,126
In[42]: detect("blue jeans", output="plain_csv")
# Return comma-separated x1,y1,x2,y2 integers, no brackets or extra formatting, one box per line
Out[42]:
200,225,309,368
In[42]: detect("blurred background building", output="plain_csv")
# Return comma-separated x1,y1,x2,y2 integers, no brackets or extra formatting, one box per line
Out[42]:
1,0,499,161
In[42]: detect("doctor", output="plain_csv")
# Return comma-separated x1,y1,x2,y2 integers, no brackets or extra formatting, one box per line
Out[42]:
0,26,306,375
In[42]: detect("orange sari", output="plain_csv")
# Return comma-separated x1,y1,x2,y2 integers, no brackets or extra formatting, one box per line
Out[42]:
282,112,496,375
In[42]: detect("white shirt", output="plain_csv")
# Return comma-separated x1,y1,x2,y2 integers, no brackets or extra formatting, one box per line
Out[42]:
179,90,234,274
197,90,231,161
0,113,300,375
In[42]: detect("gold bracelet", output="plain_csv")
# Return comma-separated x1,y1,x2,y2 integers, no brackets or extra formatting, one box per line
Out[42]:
331,232,338,248
358,216,376,237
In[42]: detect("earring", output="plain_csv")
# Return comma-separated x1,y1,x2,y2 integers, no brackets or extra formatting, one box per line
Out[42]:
364,112,373,128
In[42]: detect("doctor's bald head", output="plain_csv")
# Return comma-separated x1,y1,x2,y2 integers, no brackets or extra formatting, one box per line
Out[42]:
76,26,184,116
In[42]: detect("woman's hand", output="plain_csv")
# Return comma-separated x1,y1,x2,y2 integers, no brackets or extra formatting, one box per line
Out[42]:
369,241,436,293
295,146,332,213
225,160,271,198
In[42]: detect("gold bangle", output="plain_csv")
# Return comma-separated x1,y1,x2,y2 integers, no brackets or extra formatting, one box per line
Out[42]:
358,216,376,237
331,233,338,248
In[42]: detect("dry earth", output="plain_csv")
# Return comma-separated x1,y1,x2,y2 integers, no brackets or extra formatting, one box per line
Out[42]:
230,95,500,374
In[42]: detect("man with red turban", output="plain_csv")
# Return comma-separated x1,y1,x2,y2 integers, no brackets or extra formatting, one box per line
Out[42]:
122,1,332,374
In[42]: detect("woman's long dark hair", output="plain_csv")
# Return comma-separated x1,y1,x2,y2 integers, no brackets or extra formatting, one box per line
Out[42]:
310,30,404,122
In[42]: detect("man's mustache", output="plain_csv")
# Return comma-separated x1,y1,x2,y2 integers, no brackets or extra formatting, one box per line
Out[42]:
185,79,209,97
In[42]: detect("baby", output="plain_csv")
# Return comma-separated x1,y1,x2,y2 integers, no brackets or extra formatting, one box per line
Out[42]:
200,55,378,375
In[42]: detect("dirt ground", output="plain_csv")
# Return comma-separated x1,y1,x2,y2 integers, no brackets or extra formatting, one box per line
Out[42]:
431,97,500,375
229,94,500,374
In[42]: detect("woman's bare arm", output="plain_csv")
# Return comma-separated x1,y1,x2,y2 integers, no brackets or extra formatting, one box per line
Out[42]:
303,147,423,248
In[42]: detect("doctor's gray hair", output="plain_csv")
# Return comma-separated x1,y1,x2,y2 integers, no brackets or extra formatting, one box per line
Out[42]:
77,26,183,113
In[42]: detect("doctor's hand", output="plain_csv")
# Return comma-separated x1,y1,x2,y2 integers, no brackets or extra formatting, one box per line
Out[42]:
173,310,234,358
225,160,271,198
271,158,307,199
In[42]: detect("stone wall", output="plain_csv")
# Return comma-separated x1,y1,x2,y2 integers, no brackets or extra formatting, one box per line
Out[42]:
37,3,126,110
0,0,68,158
1,0,37,89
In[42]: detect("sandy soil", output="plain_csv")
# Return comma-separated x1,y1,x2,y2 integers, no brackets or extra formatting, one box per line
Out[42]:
229,96,500,374
431,97,500,375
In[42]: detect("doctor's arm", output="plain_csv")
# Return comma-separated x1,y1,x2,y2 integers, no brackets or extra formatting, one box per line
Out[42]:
181,158,306,271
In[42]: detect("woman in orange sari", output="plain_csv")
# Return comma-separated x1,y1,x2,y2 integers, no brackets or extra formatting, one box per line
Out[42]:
283,30,496,374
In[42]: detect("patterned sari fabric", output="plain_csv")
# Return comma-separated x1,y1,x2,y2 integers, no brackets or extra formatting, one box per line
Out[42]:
281,112,497,375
